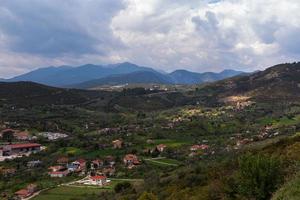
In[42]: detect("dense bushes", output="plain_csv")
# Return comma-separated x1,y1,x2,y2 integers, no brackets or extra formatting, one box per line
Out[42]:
236,154,283,200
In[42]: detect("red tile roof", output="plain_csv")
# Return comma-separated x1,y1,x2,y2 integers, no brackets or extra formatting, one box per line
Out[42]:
190,144,209,151
15,189,31,197
48,166,65,171
90,175,106,180
49,170,69,175
7,143,41,149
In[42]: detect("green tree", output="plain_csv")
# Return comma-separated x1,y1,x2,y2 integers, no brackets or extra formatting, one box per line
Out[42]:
114,182,132,193
2,130,14,142
237,154,283,200
138,192,158,200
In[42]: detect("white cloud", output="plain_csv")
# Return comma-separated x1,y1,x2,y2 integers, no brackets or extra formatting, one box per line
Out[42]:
110,0,300,72
0,0,300,77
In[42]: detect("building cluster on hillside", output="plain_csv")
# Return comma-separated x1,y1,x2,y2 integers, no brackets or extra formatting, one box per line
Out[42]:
96,125,142,136
0,129,36,141
48,155,119,178
144,144,167,155
189,144,210,157
14,184,38,199
123,154,140,169
37,132,68,141
0,167,16,177
0,143,42,161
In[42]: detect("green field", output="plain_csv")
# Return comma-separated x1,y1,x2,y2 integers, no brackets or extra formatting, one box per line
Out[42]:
144,157,181,167
58,147,85,156
32,179,141,200
272,174,300,200
32,186,105,200
147,139,191,148
259,115,300,127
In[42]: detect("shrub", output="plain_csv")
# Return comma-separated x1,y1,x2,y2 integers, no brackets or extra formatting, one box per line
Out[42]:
237,154,283,200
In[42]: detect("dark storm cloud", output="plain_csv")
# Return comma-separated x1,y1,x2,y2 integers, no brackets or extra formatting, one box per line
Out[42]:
0,0,124,57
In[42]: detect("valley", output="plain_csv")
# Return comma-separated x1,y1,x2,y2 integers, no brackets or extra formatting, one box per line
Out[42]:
0,63,300,199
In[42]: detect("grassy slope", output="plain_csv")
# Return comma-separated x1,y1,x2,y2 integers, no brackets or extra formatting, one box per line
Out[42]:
32,186,105,200
272,174,300,200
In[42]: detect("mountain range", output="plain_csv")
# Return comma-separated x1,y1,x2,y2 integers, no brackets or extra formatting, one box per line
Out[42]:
2,62,245,88
0,62,298,108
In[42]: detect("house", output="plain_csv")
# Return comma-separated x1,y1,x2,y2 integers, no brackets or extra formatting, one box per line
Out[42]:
0,167,16,177
48,165,69,177
105,156,116,167
48,165,66,172
69,159,86,173
67,163,78,172
112,139,123,149
15,189,32,199
156,144,167,152
123,154,140,168
89,175,107,186
91,159,104,169
0,128,16,138
37,132,68,141
15,184,37,199
57,157,69,165
73,159,86,169
49,170,69,178
236,138,252,147
27,160,42,168
101,167,115,177
0,143,41,156
190,144,209,151
14,131,30,141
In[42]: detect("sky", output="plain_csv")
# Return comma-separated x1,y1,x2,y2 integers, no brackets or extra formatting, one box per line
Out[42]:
0,0,300,78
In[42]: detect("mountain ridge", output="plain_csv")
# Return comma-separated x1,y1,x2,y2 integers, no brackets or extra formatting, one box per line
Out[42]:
4,62,245,87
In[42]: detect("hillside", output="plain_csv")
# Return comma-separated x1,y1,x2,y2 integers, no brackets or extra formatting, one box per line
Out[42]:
71,69,244,89
0,81,104,106
6,62,155,87
0,81,196,111
196,62,300,104
70,71,174,89
169,69,244,84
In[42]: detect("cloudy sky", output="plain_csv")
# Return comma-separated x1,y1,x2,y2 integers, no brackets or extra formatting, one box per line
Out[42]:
0,0,300,78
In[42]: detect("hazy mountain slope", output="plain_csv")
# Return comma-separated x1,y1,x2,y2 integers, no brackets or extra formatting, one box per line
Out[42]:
7,66,72,83
6,62,246,87
169,69,244,84
7,62,155,87
71,71,174,89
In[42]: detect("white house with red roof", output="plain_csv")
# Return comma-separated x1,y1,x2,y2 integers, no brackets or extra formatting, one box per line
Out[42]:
89,175,107,186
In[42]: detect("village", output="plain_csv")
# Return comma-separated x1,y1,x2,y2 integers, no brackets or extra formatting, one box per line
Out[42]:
0,100,298,200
